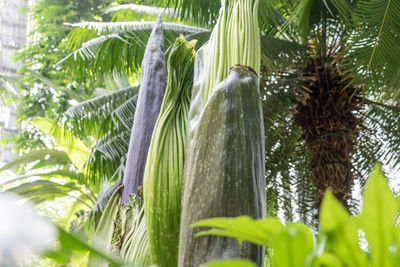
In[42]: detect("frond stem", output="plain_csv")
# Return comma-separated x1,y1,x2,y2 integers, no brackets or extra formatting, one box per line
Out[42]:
368,0,391,70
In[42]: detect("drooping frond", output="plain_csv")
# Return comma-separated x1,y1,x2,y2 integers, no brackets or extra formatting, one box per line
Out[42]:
260,35,306,72
152,0,221,25
5,180,95,207
88,176,123,230
111,95,138,130
62,86,138,138
0,149,70,173
349,0,400,99
85,130,130,184
60,22,209,79
106,4,176,17
67,21,208,35
293,0,353,40
60,31,144,79
353,99,400,180
0,170,82,188
294,0,323,40
261,79,316,225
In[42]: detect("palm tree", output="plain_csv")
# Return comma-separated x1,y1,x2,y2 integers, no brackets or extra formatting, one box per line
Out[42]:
59,0,400,227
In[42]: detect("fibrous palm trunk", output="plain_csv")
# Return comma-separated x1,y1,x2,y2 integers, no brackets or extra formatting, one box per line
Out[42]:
294,53,364,212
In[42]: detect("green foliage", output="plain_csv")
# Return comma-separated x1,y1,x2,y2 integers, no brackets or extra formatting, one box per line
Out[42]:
193,164,400,266
87,186,121,267
351,0,400,98
204,259,257,267
48,225,124,266
14,0,113,123
62,85,139,139
0,149,69,173
60,21,208,80
31,117,89,172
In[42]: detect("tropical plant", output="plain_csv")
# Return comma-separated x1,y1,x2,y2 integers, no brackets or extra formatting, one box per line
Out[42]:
3,0,400,265
194,164,400,267
59,0,400,226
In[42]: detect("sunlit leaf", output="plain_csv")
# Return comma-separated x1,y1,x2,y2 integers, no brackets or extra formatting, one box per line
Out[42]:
31,117,89,171
193,216,285,247
272,223,314,267
358,164,397,267
202,258,257,267
320,190,368,267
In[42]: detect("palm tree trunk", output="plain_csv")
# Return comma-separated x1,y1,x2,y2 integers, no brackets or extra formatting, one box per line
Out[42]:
294,55,364,213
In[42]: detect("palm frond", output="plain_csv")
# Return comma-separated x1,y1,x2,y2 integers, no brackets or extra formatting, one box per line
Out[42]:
62,86,139,138
292,0,353,41
0,170,82,187
60,22,209,79
293,144,316,227
85,130,130,184
260,35,306,73
0,149,70,173
6,180,94,207
353,99,400,179
88,177,123,231
329,0,353,19
60,31,142,80
152,0,221,25
348,0,400,99
107,4,176,16
261,82,316,224
67,21,208,35
294,0,323,40
111,95,138,130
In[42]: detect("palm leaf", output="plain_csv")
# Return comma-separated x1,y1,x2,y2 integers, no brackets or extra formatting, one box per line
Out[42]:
348,0,400,99
6,180,94,207
62,86,139,138
60,21,209,79
152,0,221,25
111,95,138,130
260,35,306,72
0,170,82,188
353,100,400,179
85,131,130,184
291,0,353,40
88,177,123,231
107,4,176,17
0,149,70,173
67,21,207,35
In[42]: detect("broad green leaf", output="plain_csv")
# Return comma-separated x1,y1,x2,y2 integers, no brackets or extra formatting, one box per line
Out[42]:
31,117,89,171
272,223,314,267
313,252,343,267
192,216,285,247
320,190,368,267
397,196,400,210
202,258,257,267
358,165,397,267
87,186,122,267
393,227,400,263
51,226,123,266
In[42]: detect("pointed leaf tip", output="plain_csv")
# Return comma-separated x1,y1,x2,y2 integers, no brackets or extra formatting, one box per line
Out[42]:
359,163,397,267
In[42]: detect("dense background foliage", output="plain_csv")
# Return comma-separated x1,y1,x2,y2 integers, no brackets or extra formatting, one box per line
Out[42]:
1,0,400,266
